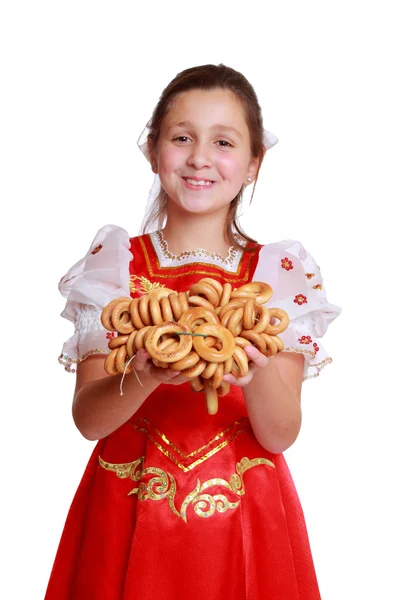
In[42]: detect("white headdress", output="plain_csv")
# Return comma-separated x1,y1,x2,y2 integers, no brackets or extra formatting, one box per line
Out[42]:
137,122,279,231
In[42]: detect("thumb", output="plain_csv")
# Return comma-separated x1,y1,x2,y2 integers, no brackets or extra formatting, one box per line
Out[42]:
134,348,150,370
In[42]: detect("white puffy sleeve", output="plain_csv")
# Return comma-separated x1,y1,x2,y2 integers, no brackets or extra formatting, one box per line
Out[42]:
252,240,341,380
58,224,133,372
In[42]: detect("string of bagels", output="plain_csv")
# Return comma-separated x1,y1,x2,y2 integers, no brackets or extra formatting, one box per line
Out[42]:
100,278,289,415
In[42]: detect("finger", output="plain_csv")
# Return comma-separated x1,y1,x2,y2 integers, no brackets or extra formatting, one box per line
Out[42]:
244,345,269,368
149,365,181,382
134,349,151,370
223,373,238,385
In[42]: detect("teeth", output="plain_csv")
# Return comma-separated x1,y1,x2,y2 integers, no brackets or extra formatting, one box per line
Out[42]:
185,178,213,186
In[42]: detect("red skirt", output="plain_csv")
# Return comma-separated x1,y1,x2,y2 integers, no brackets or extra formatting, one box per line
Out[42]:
45,382,321,599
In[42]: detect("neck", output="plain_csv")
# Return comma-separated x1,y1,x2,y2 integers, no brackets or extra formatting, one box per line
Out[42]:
161,204,234,256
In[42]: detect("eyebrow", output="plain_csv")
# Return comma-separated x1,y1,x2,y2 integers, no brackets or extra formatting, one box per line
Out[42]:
168,121,243,139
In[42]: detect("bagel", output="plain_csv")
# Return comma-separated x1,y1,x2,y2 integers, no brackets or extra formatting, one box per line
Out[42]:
144,322,192,363
264,308,289,335
100,297,132,331
231,282,273,305
192,324,235,363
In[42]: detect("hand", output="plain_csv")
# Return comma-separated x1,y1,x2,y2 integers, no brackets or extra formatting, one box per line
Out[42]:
133,349,190,386
222,345,269,387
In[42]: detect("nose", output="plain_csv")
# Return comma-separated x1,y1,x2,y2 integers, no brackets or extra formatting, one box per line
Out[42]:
186,140,212,170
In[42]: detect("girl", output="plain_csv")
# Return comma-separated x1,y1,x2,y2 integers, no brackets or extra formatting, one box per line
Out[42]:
46,64,341,599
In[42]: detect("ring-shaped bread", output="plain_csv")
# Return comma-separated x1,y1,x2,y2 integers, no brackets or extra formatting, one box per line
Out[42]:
192,324,235,363
108,334,130,350
188,296,215,311
216,381,230,397
231,346,249,378
160,296,174,322
181,358,207,378
137,295,152,325
178,307,219,331
231,282,273,305
134,325,153,350
129,298,145,329
211,363,224,388
219,300,245,320
203,379,219,415
111,301,135,334
201,361,219,379
220,283,232,307
104,348,120,376
189,282,219,308
264,308,289,335
260,333,279,357
198,277,223,298
169,351,200,371
144,321,192,363
101,297,132,331
149,296,163,325
190,376,205,392
240,330,267,354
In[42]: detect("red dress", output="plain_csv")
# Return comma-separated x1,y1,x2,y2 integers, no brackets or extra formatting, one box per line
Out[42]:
47,227,337,600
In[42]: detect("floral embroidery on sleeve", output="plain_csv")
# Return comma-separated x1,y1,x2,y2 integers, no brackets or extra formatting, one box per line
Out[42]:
106,332,115,340
313,284,323,291
313,342,320,353
294,294,307,305
305,272,315,279
281,257,294,271
91,244,103,255
298,335,312,344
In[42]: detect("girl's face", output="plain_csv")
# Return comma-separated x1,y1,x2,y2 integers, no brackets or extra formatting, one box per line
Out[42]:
152,88,259,217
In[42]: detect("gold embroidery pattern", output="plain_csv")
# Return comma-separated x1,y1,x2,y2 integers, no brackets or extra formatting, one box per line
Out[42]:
98,455,275,522
137,417,249,458
129,274,166,295
130,417,251,472
139,235,255,282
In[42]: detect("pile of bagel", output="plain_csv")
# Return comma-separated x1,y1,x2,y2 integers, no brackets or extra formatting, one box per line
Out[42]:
100,278,289,414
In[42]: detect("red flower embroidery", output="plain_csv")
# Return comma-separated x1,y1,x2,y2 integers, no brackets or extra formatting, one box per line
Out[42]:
106,332,115,340
91,244,103,255
294,294,307,305
313,284,323,291
298,335,312,344
313,342,320,353
305,273,315,280
281,257,293,271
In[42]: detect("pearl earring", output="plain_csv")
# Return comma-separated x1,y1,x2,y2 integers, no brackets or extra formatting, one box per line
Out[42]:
246,176,252,182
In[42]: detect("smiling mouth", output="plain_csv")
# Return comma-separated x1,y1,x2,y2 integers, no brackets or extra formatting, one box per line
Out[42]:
182,177,215,187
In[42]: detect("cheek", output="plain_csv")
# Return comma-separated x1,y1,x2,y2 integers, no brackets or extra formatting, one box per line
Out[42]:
158,145,182,176
217,155,247,180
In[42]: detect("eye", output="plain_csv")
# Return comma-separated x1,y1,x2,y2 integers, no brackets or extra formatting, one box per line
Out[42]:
173,136,191,143
216,140,233,148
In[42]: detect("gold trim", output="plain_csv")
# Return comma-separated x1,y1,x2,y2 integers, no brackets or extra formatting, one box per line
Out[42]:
139,235,255,282
58,349,105,373
135,417,249,458
98,455,275,522
283,348,333,380
131,423,249,472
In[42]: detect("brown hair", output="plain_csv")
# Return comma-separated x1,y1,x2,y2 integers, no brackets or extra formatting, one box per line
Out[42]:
140,64,266,252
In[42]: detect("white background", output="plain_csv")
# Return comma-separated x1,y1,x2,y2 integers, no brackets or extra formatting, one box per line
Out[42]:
1,1,399,598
